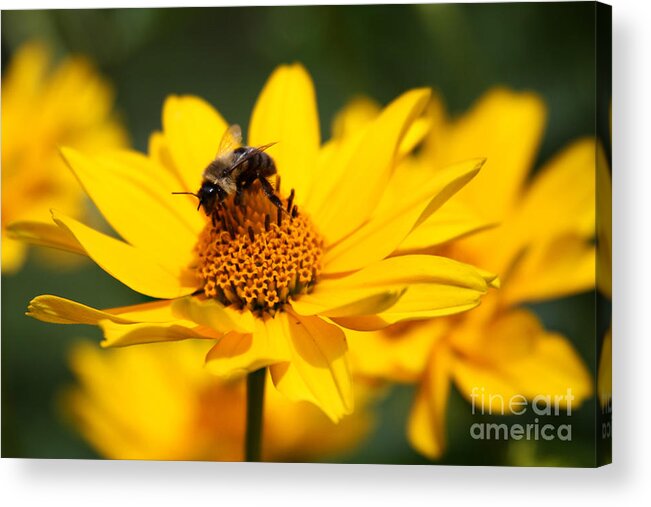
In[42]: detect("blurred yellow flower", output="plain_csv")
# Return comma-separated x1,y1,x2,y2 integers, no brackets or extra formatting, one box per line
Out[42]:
596,142,612,411
2,41,128,273
597,328,611,411
18,64,497,422
63,340,375,461
346,89,595,458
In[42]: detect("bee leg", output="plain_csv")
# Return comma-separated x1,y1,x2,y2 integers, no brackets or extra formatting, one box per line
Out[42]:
234,187,244,207
258,176,284,211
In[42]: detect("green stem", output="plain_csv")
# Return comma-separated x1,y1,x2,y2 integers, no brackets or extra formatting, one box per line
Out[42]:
245,367,266,461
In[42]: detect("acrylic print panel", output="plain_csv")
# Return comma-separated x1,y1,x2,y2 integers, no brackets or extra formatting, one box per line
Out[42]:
1,2,611,467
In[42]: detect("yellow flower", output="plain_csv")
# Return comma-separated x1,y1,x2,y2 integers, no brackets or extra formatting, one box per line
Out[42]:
2,41,128,273
596,142,612,410
18,64,497,422
597,328,611,411
63,340,376,461
346,89,595,458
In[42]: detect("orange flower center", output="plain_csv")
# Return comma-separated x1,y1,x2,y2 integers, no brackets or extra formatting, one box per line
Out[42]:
195,181,323,315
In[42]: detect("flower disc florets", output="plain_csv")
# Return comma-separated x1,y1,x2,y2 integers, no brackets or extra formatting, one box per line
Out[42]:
195,181,323,315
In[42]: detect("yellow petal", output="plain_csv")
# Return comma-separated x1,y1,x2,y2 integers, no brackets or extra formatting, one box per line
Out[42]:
64,343,155,460
290,286,405,318
311,88,431,243
99,319,215,348
149,129,200,212
397,200,496,254
498,333,593,404
171,296,254,334
162,95,229,193
440,223,502,278
598,329,612,410
451,358,524,407
304,99,376,217
407,342,453,459
2,234,28,273
428,88,546,222
148,131,178,181
279,308,353,422
450,306,538,361
249,64,320,201
307,107,422,225
335,267,498,331
331,95,430,158
310,96,430,224
302,131,364,219
269,361,321,409
596,143,612,298
26,295,195,330
6,220,85,256
309,255,491,329
515,138,596,241
52,211,198,299
460,139,598,281
367,288,483,328
27,295,136,325
399,116,431,158
331,96,381,140
333,253,489,294
64,340,217,460
347,319,448,383
450,310,593,408
106,299,182,322
1,42,49,107
502,234,595,305
322,158,483,273
60,147,202,269
204,314,290,379
43,56,114,128
446,311,536,410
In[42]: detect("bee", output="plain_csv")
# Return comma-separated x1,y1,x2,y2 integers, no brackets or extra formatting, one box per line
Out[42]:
173,124,283,216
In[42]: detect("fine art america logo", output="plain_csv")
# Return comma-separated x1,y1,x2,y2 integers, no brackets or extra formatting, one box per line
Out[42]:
469,387,575,442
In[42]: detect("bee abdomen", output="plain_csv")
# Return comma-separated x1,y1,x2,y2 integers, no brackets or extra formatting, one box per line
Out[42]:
258,152,276,177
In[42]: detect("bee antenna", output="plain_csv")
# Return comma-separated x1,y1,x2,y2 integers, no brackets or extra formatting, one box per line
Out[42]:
171,191,199,198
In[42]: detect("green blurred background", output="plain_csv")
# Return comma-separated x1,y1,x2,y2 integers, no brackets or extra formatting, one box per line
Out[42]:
2,3,607,465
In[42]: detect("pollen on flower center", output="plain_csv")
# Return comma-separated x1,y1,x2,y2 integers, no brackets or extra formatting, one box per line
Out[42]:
195,181,324,315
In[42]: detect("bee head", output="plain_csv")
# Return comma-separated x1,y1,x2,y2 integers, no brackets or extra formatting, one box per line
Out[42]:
197,181,227,214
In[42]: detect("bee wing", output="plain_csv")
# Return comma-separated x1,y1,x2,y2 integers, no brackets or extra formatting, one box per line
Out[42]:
251,142,277,156
224,142,278,175
216,124,243,159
